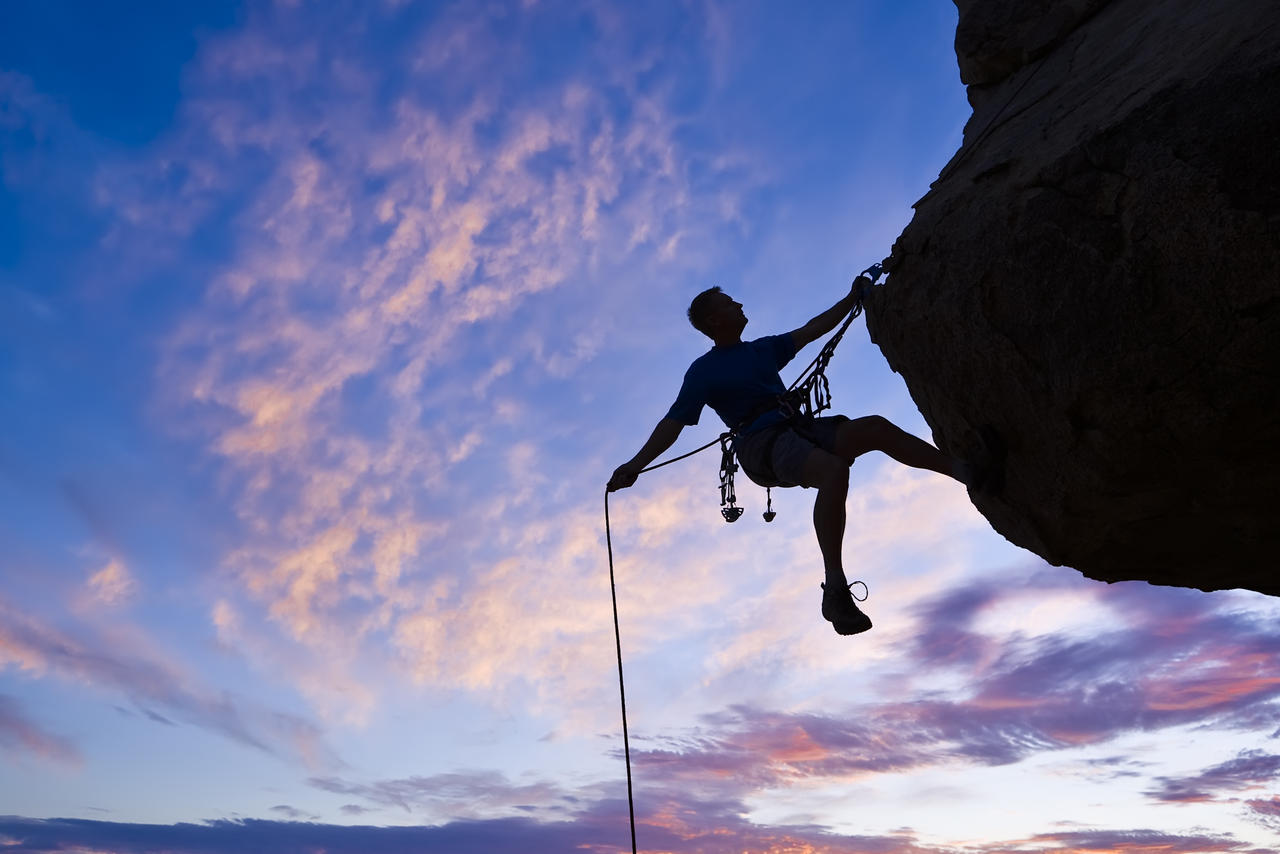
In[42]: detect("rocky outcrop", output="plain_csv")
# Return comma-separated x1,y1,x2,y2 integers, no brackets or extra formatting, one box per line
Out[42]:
866,0,1280,595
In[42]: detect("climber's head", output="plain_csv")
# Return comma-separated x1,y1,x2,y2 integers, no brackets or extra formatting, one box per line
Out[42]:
688,287,747,343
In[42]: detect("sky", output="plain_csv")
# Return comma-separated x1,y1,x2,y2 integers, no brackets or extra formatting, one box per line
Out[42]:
1,1,1278,852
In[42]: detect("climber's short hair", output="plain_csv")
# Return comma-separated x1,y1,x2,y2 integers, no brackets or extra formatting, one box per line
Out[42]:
688,286,723,336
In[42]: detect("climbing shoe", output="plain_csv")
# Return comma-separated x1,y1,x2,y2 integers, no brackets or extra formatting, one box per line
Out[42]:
821,582,873,636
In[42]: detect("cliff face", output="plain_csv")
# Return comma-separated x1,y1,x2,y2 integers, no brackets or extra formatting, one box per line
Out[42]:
866,0,1280,595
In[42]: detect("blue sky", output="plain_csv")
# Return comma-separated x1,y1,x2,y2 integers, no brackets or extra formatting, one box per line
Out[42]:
2,1,1278,852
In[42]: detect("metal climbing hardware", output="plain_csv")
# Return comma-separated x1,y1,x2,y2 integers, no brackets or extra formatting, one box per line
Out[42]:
718,432,744,522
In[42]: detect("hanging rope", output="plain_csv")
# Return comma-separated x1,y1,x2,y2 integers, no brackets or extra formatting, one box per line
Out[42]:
603,490,638,854
601,263,883,853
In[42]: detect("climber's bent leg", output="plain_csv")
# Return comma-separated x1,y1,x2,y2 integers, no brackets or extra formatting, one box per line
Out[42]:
834,415,966,482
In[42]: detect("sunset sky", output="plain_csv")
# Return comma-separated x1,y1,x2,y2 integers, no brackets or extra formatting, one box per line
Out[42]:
2,1,1278,852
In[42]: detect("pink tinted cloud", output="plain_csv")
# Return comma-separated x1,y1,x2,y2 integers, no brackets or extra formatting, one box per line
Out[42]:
904,575,1280,744
0,693,80,765
621,576,1280,796
81,558,138,609
0,597,338,769
1248,795,1280,816
125,0,766,729
1246,795,1280,836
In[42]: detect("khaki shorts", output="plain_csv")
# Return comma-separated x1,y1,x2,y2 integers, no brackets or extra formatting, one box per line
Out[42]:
735,415,849,488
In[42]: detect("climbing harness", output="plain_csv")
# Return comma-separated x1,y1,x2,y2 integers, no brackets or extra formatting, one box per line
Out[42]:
602,262,884,853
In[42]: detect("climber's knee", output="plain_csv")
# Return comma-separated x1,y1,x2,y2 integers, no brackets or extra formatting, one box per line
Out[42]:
799,447,849,492
836,414,893,460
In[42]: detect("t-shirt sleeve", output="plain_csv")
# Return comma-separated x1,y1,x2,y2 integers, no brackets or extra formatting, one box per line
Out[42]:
664,367,704,425
768,333,796,370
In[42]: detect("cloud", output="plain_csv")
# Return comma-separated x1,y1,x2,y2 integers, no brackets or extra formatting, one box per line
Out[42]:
1247,796,1280,817
0,694,81,765
82,0,779,730
0,810,1258,854
619,575,1280,799
83,558,137,608
901,576,1280,748
210,598,377,727
308,770,573,820
0,598,338,769
1016,828,1257,853
1146,750,1280,803
1245,795,1280,836
269,805,318,821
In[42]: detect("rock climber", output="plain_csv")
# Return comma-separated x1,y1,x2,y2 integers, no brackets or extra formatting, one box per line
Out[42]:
607,277,1001,636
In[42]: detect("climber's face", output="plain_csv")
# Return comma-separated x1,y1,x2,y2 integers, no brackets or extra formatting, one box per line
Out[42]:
707,292,748,336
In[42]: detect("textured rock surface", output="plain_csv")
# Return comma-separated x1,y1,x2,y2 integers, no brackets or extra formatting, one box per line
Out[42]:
954,0,1111,86
866,0,1280,595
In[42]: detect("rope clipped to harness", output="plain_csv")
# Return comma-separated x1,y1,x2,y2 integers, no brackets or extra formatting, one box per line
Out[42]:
716,262,884,523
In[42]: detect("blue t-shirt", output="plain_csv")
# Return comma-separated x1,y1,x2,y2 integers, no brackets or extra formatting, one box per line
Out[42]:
665,334,797,434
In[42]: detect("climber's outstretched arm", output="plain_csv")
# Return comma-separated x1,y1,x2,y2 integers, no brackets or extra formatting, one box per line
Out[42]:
789,285,860,351
608,418,685,491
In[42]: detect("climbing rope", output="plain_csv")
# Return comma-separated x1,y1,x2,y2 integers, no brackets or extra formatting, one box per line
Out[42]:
602,263,883,853
602,490,638,854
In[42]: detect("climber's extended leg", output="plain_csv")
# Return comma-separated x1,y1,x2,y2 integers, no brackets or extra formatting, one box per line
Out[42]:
799,448,871,636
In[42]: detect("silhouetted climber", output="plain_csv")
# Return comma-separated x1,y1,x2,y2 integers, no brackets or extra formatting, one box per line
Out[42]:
608,280,1002,636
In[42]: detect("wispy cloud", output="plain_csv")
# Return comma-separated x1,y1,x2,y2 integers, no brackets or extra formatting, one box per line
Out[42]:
0,694,80,765
1246,795,1280,835
308,770,573,820
1146,750,1280,803
83,558,137,608
0,598,338,769
622,575,1280,800
92,0,774,729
